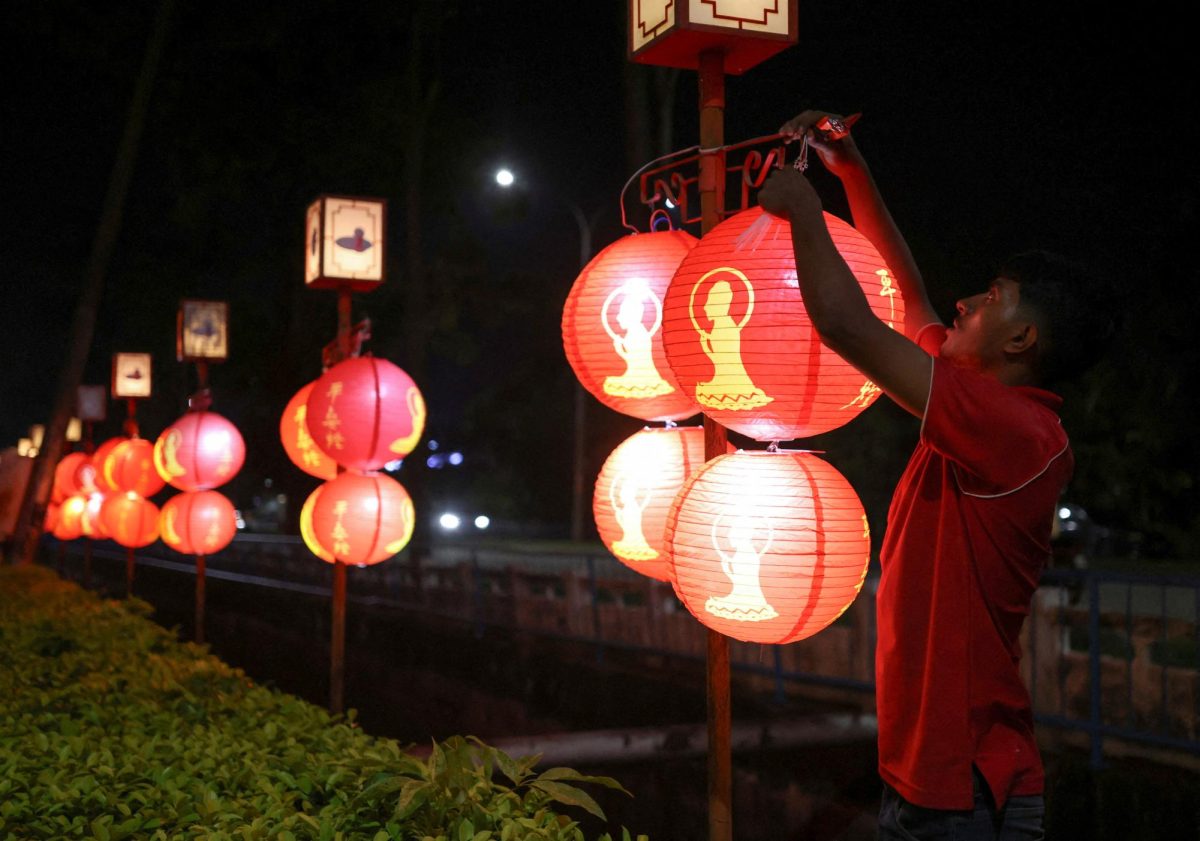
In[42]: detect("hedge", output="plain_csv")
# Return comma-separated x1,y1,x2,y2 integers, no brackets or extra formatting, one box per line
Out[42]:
0,567,647,841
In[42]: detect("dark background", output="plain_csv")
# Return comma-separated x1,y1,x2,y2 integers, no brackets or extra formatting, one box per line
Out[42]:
3,1,1197,556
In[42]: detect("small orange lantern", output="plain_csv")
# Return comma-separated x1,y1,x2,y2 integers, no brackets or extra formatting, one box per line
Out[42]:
593,426,706,581
54,452,95,501
308,471,414,566
53,496,87,541
154,411,245,491
103,438,166,497
101,493,160,549
562,231,700,421
160,491,238,555
662,206,904,441
81,493,110,539
299,483,335,562
305,357,426,471
280,382,338,480
91,436,128,493
665,449,870,644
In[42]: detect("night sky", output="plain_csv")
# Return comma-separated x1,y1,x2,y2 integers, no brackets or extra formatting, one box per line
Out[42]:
3,2,1197,543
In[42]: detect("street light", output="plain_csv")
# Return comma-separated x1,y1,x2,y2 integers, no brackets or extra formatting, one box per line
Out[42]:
494,168,595,542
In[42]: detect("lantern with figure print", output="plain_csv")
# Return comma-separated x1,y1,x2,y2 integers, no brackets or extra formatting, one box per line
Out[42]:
304,356,425,471
563,230,700,421
593,425,706,581
53,495,88,541
662,206,904,441
307,471,415,567
53,452,96,501
664,449,870,644
299,483,336,563
280,382,338,480
103,438,166,497
159,491,237,555
154,411,245,492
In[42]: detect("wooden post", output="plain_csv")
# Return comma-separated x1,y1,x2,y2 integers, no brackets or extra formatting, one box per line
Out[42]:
195,554,206,644
698,48,732,841
125,546,135,598
83,541,92,588
330,559,347,715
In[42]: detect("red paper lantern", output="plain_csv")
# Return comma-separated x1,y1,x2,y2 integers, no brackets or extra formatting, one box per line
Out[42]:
662,206,905,441
562,231,700,421
91,437,128,493
101,493,160,548
665,450,870,644
593,426,706,581
305,357,426,471
53,496,87,541
154,411,245,491
308,472,414,566
280,382,338,480
54,452,95,501
103,438,166,497
160,491,238,555
299,484,335,562
81,493,109,539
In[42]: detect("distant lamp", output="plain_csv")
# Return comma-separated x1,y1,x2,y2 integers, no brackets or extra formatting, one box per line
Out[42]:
17,438,33,458
66,418,82,443
439,513,461,531
304,195,387,292
629,0,798,74
112,352,153,400
177,299,230,362
30,425,45,451
495,168,515,187
474,515,490,530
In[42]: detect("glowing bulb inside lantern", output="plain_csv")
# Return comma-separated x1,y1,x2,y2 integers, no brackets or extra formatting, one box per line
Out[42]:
495,168,515,187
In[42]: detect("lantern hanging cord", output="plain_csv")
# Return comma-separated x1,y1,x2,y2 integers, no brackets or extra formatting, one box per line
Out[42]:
619,132,807,234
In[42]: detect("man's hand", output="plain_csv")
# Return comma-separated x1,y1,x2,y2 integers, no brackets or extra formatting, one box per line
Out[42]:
779,109,866,180
758,168,823,224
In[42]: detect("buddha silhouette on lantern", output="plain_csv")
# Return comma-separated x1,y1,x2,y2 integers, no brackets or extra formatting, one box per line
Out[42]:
705,506,778,622
689,268,772,410
610,465,658,561
601,278,675,399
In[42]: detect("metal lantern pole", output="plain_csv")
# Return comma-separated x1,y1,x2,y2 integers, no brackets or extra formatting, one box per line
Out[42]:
194,554,206,643
329,286,353,716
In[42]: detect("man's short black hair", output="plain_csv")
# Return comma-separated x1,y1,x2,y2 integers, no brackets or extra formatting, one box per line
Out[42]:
998,250,1117,386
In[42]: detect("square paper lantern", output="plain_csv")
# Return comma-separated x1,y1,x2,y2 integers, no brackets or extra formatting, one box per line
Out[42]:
112,352,152,399
177,299,229,362
304,195,387,292
629,0,798,74
77,385,107,422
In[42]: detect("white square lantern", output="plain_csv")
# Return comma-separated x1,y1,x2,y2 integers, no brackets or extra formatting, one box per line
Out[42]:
177,299,229,362
112,352,152,400
304,195,387,292
629,0,798,74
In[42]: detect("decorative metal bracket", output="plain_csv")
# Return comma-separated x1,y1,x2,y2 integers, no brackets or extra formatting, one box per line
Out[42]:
637,133,790,228
322,317,373,369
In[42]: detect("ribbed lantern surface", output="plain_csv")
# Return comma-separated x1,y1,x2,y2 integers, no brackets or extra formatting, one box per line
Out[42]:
308,471,415,566
104,438,166,497
154,411,245,492
101,493,160,549
563,231,700,421
665,450,870,644
593,426,705,581
160,491,237,555
280,382,338,480
662,206,904,441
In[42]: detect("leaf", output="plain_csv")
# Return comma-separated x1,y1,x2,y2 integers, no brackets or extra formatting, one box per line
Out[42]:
536,768,630,795
458,820,475,841
528,781,606,821
395,779,432,820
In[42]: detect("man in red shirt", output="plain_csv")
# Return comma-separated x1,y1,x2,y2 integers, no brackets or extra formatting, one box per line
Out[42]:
759,111,1111,839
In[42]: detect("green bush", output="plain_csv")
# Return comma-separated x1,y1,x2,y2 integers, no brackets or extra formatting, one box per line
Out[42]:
0,567,647,841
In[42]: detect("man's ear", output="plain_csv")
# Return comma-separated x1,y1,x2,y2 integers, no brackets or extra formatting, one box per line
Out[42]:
1005,321,1039,354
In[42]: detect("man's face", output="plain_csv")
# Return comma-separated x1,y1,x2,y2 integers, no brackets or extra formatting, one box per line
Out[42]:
939,277,1031,370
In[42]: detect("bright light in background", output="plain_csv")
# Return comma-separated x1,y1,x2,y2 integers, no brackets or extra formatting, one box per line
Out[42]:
474,515,490,530
448,451,464,466
439,513,461,531
495,168,515,187
1059,507,1071,519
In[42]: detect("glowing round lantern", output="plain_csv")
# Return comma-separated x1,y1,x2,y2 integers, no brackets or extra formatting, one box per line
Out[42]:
101,493,160,549
91,437,129,493
81,493,109,539
54,452,95,500
160,491,237,555
280,382,338,480
54,495,88,541
662,206,904,441
562,231,700,421
154,411,245,491
304,357,426,471
299,484,335,562
665,450,870,644
308,472,414,566
593,426,706,581
103,438,165,497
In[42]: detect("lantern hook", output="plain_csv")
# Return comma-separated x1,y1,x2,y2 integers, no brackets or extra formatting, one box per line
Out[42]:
322,317,373,368
649,209,674,232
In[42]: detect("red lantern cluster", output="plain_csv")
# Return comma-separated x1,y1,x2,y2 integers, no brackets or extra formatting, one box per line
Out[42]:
665,450,870,644
562,231,700,422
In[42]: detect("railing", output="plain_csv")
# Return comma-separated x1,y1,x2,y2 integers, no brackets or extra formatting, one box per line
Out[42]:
47,536,1200,766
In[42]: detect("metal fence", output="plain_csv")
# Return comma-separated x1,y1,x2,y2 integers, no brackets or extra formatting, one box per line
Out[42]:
48,535,1200,767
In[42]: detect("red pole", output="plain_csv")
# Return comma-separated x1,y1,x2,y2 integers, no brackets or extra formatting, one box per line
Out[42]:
125,546,135,598
330,560,347,714
195,554,206,644
698,48,732,841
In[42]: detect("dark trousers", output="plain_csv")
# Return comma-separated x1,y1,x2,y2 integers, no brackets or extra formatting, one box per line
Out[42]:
878,769,1044,840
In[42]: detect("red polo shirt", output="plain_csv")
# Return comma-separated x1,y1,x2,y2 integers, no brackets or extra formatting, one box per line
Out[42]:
876,324,1072,810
